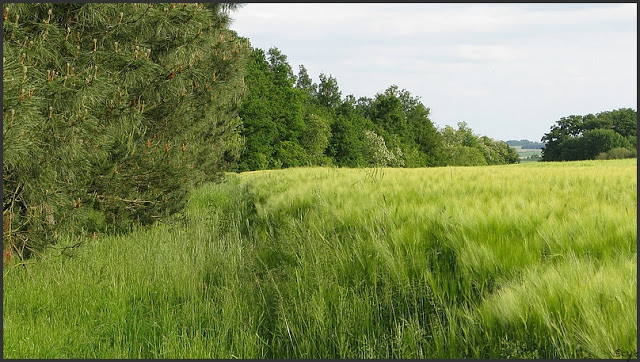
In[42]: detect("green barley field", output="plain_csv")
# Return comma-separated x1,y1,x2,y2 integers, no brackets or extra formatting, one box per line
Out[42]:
3,159,637,359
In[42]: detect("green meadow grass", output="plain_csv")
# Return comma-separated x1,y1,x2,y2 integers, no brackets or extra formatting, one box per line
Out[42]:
3,159,637,358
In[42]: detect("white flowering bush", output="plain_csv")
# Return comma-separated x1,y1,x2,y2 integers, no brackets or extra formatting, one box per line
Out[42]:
363,130,404,167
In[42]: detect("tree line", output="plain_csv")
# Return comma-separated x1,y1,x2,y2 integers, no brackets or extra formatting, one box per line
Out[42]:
506,140,545,149
235,47,519,171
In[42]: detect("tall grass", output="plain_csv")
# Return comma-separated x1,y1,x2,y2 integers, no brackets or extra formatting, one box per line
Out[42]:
3,159,637,358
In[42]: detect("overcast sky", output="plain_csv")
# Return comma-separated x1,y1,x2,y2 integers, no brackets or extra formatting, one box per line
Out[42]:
229,3,637,141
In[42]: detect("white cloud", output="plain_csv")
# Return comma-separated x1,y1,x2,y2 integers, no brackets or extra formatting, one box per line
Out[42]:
454,44,527,63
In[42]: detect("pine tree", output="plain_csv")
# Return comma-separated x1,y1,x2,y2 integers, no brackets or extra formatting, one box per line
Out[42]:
3,3,249,258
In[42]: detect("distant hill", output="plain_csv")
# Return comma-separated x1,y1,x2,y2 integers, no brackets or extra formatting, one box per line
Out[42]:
506,139,546,149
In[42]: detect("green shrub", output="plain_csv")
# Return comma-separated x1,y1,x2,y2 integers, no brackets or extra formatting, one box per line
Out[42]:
595,147,636,160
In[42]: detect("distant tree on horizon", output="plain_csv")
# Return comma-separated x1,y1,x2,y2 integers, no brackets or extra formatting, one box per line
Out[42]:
541,108,637,161
506,139,546,149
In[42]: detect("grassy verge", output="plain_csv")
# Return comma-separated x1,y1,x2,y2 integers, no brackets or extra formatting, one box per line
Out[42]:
3,159,637,358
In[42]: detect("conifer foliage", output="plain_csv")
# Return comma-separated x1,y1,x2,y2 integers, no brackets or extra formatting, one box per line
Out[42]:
3,3,249,258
